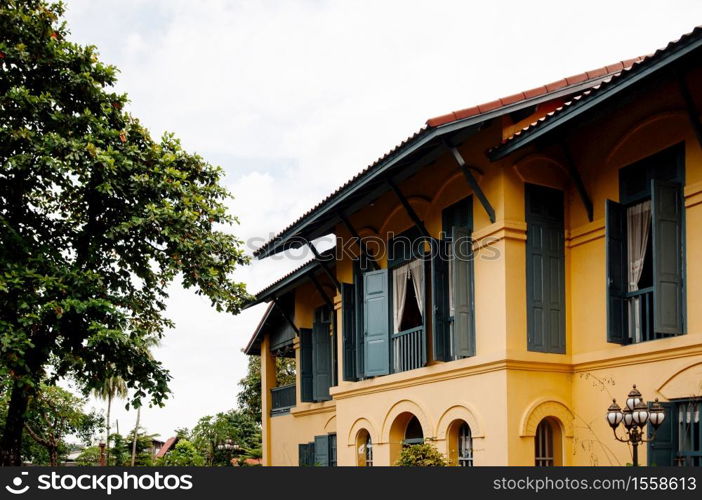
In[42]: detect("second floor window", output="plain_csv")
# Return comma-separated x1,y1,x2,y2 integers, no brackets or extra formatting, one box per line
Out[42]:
525,184,565,354
606,144,685,344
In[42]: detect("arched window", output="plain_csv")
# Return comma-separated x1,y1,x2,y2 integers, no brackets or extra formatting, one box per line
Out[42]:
403,416,424,446
535,418,562,466
448,420,473,466
356,429,373,467
458,422,473,466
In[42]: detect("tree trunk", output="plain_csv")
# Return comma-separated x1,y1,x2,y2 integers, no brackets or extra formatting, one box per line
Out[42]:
0,379,30,466
49,445,59,467
130,407,140,467
105,395,112,465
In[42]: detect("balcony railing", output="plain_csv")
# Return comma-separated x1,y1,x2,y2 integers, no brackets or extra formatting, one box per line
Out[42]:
271,384,296,415
626,287,655,343
392,326,424,373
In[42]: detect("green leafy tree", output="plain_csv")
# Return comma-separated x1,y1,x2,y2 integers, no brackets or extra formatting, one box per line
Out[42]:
395,443,448,467
0,0,250,465
158,439,205,467
6,384,103,466
237,356,295,423
108,429,157,466
190,409,261,466
76,445,101,466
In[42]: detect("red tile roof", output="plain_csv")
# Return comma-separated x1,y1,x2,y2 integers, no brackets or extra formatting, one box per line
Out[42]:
425,57,644,127
491,26,702,156
253,53,648,260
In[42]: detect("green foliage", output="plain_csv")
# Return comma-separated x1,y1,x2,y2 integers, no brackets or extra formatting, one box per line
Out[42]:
237,356,295,423
395,443,448,467
0,0,250,463
108,430,156,466
158,440,205,467
0,383,102,465
76,445,101,466
189,409,261,466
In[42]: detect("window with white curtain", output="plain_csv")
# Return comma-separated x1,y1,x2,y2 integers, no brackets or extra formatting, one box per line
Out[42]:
392,259,424,333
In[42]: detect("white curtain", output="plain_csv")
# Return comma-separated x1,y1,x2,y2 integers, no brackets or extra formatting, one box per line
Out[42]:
409,259,425,319
626,201,652,343
679,403,700,424
627,200,652,292
393,264,409,333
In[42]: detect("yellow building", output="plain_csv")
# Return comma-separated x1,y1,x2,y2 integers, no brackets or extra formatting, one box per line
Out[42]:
244,28,702,466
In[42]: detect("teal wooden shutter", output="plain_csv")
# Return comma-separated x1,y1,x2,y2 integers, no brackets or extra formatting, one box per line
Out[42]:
314,435,330,466
525,185,565,353
342,283,357,381
648,402,676,466
298,443,310,466
452,226,475,357
606,200,628,344
651,180,685,335
363,269,390,377
312,314,331,401
431,239,450,362
299,328,313,402
353,260,365,379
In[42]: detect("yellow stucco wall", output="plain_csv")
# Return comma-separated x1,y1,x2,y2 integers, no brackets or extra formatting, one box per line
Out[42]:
259,66,702,466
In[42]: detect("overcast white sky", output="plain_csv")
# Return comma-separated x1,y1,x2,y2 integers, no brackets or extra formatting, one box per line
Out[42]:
62,0,702,440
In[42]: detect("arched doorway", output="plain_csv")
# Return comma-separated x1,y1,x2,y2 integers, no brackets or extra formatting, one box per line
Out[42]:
356,429,373,466
404,415,424,446
535,417,563,466
388,412,425,463
447,420,473,466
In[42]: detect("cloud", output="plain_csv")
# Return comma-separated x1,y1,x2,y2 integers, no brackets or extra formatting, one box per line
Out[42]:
62,0,702,438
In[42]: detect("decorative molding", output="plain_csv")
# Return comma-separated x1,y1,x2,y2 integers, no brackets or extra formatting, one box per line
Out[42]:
291,401,336,418
346,417,379,447
331,357,572,400
520,399,574,438
380,399,433,444
605,110,687,167
378,196,431,236
434,404,485,439
566,219,605,248
657,360,702,399
684,180,702,209
572,336,702,372
471,219,527,246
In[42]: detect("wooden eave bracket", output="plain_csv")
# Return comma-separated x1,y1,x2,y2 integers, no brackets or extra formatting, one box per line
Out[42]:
448,146,496,223
386,178,431,238
560,142,594,222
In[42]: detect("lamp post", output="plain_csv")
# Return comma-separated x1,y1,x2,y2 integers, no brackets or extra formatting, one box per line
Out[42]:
606,385,666,466
217,438,240,452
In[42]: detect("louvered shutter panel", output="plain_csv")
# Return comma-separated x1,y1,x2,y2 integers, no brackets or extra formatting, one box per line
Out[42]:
431,239,450,361
606,200,628,344
651,180,684,335
312,317,331,401
452,226,475,357
363,269,390,376
314,435,330,466
299,328,313,402
341,283,357,381
647,402,676,466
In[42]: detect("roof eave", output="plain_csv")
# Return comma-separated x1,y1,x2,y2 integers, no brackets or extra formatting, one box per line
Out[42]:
489,33,702,161
253,81,607,260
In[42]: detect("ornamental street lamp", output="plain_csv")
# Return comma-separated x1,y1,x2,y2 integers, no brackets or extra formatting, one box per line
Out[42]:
606,385,666,466
216,439,240,452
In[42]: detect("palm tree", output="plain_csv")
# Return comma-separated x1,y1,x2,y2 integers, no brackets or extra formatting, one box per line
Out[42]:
131,335,160,466
93,375,128,465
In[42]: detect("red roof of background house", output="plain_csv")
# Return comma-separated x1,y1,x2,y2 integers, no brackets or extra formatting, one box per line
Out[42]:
155,436,179,459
